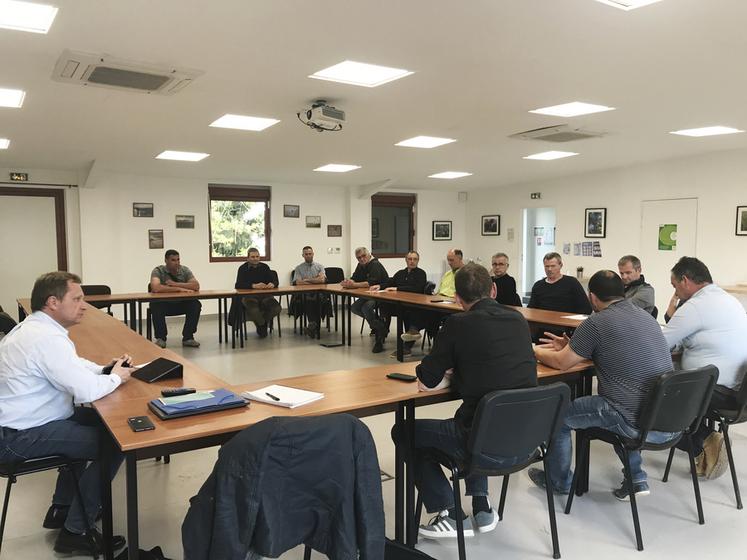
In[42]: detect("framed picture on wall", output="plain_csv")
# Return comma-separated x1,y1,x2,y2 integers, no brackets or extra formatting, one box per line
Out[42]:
481,215,500,236
432,220,452,241
327,224,342,237
736,206,747,236
175,214,194,229
133,202,154,217
584,208,606,238
305,215,321,228
148,229,164,249
283,204,300,218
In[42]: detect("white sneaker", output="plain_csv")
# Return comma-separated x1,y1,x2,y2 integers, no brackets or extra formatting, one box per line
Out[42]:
418,512,474,539
401,331,422,342
473,509,499,533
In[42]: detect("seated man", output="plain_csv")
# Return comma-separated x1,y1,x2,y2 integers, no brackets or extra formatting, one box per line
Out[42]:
530,270,676,499
491,252,521,306
618,254,655,314
291,245,327,339
149,249,202,348
341,247,389,353
436,248,464,298
381,250,428,358
235,247,281,339
663,257,747,479
393,263,537,538
0,272,133,556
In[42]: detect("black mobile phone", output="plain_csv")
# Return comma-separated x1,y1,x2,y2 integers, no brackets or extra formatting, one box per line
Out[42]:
387,373,417,382
430,299,445,303
127,416,155,432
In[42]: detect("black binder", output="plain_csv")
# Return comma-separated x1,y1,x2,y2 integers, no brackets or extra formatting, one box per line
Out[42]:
132,357,183,383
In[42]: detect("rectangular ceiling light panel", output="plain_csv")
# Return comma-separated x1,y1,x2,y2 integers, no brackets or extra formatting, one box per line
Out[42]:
0,0,58,34
309,60,413,87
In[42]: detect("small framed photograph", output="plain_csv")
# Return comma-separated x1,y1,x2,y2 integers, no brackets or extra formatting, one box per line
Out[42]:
305,215,321,228
371,218,379,238
133,202,154,217
481,215,500,236
175,214,194,229
283,204,300,218
148,229,164,249
736,206,747,236
432,220,452,241
327,224,342,237
584,208,607,238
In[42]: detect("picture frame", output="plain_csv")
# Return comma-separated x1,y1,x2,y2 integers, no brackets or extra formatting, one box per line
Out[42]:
371,218,379,238
133,202,154,218
283,204,300,218
584,207,607,238
305,215,321,228
736,206,747,236
432,220,452,241
327,224,342,237
148,229,164,249
481,215,500,236
175,214,194,229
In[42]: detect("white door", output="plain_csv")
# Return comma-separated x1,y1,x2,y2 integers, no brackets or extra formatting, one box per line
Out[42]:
640,198,698,317
0,195,59,320
521,207,557,295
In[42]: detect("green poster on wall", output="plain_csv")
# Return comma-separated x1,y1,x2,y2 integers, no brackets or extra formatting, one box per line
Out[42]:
658,224,677,251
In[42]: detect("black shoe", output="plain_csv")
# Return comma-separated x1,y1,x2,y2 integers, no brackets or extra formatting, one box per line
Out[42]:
306,322,319,338
256,324,268,338
43,504,69,529
54,527,126,555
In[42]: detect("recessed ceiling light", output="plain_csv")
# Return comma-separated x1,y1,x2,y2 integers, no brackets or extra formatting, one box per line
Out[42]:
309,60,413,88
523,151,579,161
314,164,361,173
0,87,26,108
0,0,58,34
529,102,615,118
669,126,744,137
428,171,472,179
156,150,210,162
593,0,663,10
209,114,280,131
0,138,9,149
396,136,456,149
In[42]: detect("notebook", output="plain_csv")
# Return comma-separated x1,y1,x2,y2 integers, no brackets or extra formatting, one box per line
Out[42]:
148,388,247,420
241,384,324,409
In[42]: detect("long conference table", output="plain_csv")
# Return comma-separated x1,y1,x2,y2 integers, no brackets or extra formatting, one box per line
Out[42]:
18,284,586,362
16,298,593,560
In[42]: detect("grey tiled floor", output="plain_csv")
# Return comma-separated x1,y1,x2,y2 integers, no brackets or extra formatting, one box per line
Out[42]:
2,314,744,559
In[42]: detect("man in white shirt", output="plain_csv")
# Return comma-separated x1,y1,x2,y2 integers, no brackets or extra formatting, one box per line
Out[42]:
0,272,133,555
663,257,747,479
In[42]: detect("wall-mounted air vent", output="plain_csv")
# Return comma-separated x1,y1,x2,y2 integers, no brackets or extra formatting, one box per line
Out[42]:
52,50,202,95
510,124,606,143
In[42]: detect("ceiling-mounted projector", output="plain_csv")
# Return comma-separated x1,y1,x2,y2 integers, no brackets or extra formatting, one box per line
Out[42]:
297,100,345,132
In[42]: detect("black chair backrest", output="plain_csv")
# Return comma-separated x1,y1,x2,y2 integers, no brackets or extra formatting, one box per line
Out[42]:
424,281,436,295
467,383,570,471
269,269,280,286
147,283,153,292
325,267,344,284
637,366,719,440
81,284,112,297
290,269,295,284
651,306,659,319
730,374,747,423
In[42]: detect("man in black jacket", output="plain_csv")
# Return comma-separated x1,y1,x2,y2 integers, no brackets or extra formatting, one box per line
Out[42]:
491,252,522,306
341,247,390,353
381,250,428,357
235,248,281,338
393,263,537,539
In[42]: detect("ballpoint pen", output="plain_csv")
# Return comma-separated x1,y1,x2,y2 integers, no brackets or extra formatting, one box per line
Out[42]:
265,392,280,401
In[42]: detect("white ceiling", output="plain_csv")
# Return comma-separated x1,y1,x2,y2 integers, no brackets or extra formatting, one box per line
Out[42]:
2,0,747,191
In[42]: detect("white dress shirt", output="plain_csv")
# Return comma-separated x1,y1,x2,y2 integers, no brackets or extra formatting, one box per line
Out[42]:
0,311,121,430
662,284,747,389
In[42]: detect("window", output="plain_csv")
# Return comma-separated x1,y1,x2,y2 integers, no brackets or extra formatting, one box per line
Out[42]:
371,194,415,258
208,184,271,262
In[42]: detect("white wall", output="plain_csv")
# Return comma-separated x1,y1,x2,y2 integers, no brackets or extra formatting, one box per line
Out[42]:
466,148,747,295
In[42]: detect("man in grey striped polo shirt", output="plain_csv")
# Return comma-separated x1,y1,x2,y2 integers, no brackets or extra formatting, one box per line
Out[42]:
529,270,676,500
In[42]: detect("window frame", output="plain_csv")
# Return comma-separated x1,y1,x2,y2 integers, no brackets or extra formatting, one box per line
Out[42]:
208,184,271,262
370,193,416,258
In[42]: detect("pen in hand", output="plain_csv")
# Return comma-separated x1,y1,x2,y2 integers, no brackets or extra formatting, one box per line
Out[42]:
265,392,280,401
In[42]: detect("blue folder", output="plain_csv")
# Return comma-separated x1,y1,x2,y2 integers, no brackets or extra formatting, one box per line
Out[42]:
148,388,247,420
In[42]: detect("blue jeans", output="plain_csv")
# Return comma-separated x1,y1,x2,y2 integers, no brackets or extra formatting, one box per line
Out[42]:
0,407,124,533
547,396,678,493
351,299,385,334
392,418,518,514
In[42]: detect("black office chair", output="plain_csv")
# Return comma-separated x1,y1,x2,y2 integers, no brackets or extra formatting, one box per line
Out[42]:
81,284,113,316
240,271,282,339
0,306,16,335
420,282,437,350
651,306,659,320
414,383,570,560
662,376,747,510
0,455,90,556
565,366,719,551
324,268,345,331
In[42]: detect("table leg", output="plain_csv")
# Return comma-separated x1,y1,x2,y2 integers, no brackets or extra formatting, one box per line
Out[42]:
394,403,404,543
405,400,416,545
137,302,143,336
100,432,114,560
129,301,137,331
396,305,404,362
347,295,352,346
126,454,140,560
218,298,223,344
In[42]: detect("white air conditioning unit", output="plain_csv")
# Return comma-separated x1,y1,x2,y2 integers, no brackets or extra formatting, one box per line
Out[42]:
509,124,606,143
51,50,202,95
